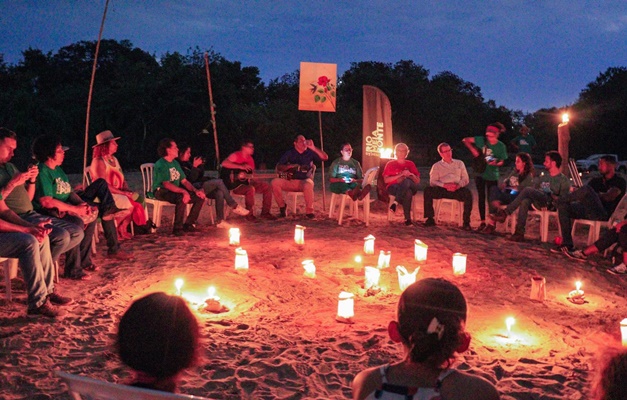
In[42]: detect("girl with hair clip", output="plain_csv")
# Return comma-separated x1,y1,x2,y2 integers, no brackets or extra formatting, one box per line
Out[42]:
352,278,500,400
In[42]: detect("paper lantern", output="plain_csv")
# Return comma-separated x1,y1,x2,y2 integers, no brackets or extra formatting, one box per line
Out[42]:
452,253,467,276
396,266,419,291
228,227,240,246
377,250,391,269
414,240,428,263
337,291,354,320
621,318,627,347
363,235,375,254
234,247,248,272
294,225,306,245
364,266,380,290
529,276,546,301
174,278,184,296
302,259,316,278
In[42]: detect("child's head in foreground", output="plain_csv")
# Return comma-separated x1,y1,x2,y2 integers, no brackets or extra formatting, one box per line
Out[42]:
390,278,470,367
591,348,627,400
117,292,200,391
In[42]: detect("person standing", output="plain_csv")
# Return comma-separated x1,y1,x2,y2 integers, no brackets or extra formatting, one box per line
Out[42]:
422,143,472,230
510,125,536,155
271,135,328,218
382,143,420,226
462,122,508,231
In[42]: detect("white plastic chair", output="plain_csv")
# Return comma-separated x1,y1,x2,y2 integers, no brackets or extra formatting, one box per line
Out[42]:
504,206,560,242
1,257,18,302
140,163,194,231
433,198,464,227
387,193,420,222
571,193,627,246
281,166,316,215
328,166,378,226
56,371,210,399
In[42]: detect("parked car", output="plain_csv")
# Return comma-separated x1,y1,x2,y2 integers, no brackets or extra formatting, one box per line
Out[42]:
576,154,627,173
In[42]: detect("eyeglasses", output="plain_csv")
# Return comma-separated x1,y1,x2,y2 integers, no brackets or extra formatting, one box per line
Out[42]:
342,148,352,152
441,149,452,153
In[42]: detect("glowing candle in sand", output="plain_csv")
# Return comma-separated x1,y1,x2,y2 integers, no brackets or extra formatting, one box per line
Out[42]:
354,255,363,273
174,278,184,296
234,247,248,272
337,291,354,320
302,259,316,278
414,240,428,263
364,235,375,254
207,286,220,301
364,266,381,290
377,250,391,269
452,253,467,276
621,319,627,347
396,266,419,291
228,227,240,246
294,225,305,245
505,317,515,338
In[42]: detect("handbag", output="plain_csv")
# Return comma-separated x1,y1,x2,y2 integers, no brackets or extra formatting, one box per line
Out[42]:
472,146,487,174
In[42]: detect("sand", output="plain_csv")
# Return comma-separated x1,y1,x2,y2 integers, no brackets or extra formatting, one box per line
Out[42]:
1,172,626,399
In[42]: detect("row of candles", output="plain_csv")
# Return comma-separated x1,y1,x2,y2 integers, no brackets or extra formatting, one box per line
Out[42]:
218,225,626,345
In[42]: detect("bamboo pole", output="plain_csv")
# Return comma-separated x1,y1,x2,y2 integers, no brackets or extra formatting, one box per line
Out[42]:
82,0,110,186
318,111,326,211
204,52,220,166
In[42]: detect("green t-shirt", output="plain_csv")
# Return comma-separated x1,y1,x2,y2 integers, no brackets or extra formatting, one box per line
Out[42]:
33,163,73,210
0,162,34,214
511,134,536,154
534,172,571,198
152,158,186,193
329,158,363,181
503,169,534,191
474,136,508,181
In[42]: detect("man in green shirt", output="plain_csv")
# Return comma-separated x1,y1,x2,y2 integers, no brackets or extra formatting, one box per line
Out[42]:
493,151,571,241
152,138,206,236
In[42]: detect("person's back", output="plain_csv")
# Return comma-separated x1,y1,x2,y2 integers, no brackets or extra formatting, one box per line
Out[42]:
352,278,499,400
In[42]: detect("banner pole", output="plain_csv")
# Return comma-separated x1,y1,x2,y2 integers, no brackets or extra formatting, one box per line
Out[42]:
82,0,109,186
318,111,326,211
204,52,220,167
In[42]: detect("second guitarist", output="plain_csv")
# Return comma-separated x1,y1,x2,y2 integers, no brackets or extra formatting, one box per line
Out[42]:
221,140,277,221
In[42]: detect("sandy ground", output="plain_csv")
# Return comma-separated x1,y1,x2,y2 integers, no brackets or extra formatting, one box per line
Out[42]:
1,171,625,399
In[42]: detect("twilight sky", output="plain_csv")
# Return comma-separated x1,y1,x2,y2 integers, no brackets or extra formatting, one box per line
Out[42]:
1,0,626,112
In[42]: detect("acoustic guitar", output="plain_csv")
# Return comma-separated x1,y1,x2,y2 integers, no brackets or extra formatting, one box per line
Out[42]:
220,167,253,190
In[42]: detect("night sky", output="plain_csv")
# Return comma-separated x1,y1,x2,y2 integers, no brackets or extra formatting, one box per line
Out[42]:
1,0,626,112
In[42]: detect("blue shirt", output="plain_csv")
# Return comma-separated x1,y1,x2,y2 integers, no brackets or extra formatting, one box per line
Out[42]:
277,148,322,180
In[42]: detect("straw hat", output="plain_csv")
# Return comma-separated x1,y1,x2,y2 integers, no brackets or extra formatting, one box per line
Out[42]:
93,130,120,148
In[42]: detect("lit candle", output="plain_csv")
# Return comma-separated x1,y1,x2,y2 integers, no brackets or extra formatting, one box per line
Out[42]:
562,113,569,123
377,250,391,269
396,266,419,291
234,247,249,272
302,259,316,278
505,317,515,338
207,286,220,301
364,235,375,254
354,255,363,273
336,291,354,321
364,266,381,290
621,318,627,347
414,240,428,263
379,148,393,159
452,253,467,276
174,278,184,296
294,225,305,245
228,227,240,246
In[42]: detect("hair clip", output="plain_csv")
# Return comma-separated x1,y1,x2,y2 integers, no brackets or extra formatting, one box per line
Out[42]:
427,317,445,340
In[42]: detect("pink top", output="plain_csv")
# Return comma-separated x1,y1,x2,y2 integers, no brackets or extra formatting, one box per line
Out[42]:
226,150,255,170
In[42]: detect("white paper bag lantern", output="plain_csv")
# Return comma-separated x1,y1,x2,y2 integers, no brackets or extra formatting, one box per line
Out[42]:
364,266,381,290
337,291,354,319
234,247,249,272
364,235,375,254
452,253,467,276
377,250,391,269
396,266,420,291
294,225,306,245
228,227,241,246
302,259,316,278
414,240,428,263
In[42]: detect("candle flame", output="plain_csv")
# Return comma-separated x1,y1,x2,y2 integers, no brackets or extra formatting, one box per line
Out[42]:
175,278,184,291
506,317,515,332
575,281,582,291
354,255,362,263
207,286,216,298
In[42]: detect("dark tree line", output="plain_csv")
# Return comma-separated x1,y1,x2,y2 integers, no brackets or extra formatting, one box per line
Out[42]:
1,40,625,173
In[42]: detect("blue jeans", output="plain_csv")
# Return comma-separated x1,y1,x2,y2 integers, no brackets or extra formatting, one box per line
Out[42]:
20,211,83,263
388,179,419,221
0,233,54,310
504,187,550,232
57,214,96,278
199,179,237,223
557,185,608,248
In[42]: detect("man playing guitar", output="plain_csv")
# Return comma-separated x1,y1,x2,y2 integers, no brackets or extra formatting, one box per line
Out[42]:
221,140,276,221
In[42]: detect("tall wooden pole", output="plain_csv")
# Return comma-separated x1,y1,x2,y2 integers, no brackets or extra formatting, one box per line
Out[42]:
318,111,327,211
204,52,220,166
82,0,110,186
